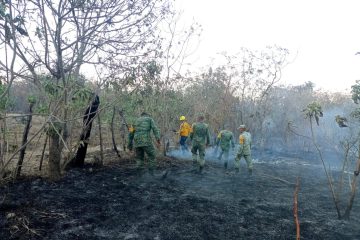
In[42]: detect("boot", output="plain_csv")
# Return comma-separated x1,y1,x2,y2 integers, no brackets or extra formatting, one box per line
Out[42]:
224,162,228,169
191,161,198,172
248,168,253,176
199,165,204,174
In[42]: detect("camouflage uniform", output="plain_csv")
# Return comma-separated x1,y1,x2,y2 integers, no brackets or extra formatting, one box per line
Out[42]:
190,122,210,167
216,130,235,168
235,130,253,172
128,115,160,171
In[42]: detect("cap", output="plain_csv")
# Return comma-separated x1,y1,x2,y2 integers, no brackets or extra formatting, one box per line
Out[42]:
238,124,246,129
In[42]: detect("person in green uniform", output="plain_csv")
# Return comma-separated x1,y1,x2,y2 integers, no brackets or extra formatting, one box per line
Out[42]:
216,126,235,169
128,112,161,174
190,115,210,173
235,124,253,175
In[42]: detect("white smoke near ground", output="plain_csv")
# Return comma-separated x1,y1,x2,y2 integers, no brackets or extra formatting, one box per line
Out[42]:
166,105,359,172
254,105,358,171
167,146,235,161
167,145,255,169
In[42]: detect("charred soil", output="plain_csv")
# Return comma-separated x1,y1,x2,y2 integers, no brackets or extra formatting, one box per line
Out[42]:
0,152,360,240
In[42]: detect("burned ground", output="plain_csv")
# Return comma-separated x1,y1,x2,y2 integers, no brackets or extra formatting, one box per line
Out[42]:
0,151,360,240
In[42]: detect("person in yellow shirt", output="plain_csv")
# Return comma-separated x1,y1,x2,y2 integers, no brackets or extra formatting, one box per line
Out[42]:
179,116,191,152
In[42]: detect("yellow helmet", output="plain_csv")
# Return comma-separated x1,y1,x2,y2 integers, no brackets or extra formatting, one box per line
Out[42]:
179,116,186,121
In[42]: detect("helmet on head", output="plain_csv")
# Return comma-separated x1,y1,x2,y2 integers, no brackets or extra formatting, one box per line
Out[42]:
238,124,246,129
180,116,186,121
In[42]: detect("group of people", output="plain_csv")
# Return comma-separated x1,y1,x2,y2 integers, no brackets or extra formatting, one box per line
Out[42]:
128,112,253,175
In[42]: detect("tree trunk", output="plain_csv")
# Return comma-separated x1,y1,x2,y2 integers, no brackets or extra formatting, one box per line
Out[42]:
68,95,100,168
97,114,104,165
111,107,120,158
48,124,61,180
16,102,34,178
309,118,342,219
121,122,126,152
39,134,48,171
118,109,128,152
0,117,6,178
342,147,360,220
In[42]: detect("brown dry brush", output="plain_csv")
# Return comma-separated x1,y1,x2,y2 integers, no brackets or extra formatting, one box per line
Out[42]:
293,177,300,240
0,117,48,179
342,147,360,219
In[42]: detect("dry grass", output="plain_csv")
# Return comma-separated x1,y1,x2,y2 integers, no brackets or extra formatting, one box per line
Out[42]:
1,114,130,178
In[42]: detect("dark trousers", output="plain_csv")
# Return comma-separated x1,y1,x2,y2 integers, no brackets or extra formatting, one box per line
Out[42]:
179,136,188,151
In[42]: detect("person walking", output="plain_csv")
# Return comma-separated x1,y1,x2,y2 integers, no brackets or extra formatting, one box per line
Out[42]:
190,115,210,173
234,124,253,175
128,112,161,174
216,126,235,169
178,115,192,153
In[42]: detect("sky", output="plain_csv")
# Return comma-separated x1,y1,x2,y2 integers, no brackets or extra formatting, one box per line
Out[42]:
175,0,360,93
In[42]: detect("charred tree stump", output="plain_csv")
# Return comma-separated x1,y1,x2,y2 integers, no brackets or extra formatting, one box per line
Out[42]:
69,95,100,168
15,101,34,178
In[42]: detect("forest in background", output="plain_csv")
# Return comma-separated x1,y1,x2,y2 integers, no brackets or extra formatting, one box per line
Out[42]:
0,0,360,222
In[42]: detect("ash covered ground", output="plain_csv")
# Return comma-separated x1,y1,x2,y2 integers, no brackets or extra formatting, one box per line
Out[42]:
1,149,360,240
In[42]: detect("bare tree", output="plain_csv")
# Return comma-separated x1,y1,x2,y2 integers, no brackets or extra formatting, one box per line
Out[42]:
0,0,172,178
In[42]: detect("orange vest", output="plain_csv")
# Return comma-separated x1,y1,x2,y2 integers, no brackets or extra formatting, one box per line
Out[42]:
179,122,191,137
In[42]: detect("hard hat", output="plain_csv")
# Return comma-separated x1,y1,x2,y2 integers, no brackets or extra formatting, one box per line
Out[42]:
180,116,186,121
238,124,246,129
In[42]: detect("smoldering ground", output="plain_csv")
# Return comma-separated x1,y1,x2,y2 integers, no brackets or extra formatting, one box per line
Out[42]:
1,148,360,240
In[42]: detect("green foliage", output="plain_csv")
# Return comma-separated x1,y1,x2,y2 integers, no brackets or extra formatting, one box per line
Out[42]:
145,61,162,80
335,115,348,128
41,76,63,98
0,82,12,111
36,103,49,114
35,26,43,39
351,80,360,104
303,102,323,126
46,122,63,136
27,95,36,105
350,108,360,120
69,87,92,110
0,1,6,19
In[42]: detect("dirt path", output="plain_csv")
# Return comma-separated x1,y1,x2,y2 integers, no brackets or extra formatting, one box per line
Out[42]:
1,154,359,240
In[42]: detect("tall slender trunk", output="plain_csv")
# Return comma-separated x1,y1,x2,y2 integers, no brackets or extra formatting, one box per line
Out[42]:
119,109,128,152
39,134,48,171
15,102,34,178
0,117,6,178
309,118,341,219
48,123,62,180
97,114,104,165
342,145,360,219
111,107,120,157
